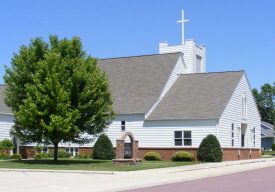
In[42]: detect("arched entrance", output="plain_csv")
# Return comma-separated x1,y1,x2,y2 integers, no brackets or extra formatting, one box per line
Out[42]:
115,132,138,159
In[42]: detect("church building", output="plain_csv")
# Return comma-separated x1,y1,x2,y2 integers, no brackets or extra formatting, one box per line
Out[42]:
0,11,261,161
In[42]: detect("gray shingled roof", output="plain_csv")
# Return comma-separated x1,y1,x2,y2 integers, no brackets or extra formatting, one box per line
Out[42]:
261,121,275,138
0,84,12,114
146,71,245,120
97,53,180,114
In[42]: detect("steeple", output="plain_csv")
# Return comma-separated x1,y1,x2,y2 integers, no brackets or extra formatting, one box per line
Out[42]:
159,10,206,74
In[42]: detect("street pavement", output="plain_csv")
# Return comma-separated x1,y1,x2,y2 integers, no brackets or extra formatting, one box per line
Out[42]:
0,158,275,192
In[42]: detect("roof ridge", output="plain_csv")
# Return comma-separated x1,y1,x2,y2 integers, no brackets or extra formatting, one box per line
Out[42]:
179,70,245,76
99,52,181,61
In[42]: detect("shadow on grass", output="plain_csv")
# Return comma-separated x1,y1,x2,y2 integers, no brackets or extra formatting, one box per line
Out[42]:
12,159,111,165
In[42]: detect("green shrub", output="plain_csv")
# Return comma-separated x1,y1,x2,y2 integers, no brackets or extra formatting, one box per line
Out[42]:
41,152,48,158
89,153,93,159
266,148,270,151
34,153,43,160
197,134,223,162
272,143,275,151
170,151,195,161
47,151,54,158
57,150,71,158
10,153,22,160
75,154,89,159
0,152,10,160
144,152,162,161
0,139,15,150
93,134,116,160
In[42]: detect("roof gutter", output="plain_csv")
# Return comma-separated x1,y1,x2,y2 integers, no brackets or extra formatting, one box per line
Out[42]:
0,112,14,116
145,117,219,121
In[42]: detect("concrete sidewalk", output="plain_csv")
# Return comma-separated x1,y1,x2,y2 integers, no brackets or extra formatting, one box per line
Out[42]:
0,158,275,192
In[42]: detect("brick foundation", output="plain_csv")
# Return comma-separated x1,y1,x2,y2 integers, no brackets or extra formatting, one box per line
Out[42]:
134,147,262,162
17,146,261,161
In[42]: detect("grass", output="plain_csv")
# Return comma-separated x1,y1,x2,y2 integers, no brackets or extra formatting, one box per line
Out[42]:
0,159,201,171
262,151,275,156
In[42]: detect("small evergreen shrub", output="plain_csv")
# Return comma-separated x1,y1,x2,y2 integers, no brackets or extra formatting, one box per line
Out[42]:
197,134,223,162
272,143,275,151
144,152,162,161
266,148,270,151
10,153,22,160
170,151,195,161
93,134,116,160
0,139,15,150
0,152,10,160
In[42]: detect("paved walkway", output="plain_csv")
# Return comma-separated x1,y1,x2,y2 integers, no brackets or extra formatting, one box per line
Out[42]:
0,158,275,192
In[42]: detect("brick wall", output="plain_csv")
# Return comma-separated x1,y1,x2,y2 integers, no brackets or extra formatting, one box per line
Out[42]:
135,147,262,162
19,146,36,159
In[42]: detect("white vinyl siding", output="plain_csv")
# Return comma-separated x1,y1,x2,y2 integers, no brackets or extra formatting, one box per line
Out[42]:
196,55,202,73
159,40,206,74
104,114,216,148
218,74,261,148
0,114,14,141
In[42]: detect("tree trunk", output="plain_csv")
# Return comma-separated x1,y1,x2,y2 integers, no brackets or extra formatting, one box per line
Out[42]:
54,143,58,163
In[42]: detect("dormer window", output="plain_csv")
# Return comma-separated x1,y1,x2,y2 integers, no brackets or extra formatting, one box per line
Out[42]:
242,92,247,119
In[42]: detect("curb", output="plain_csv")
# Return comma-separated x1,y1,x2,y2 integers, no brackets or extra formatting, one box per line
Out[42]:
0,168,117,175
166,158,275,174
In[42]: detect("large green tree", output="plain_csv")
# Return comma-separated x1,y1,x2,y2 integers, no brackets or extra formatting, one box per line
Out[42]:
4,35,115,162
252,83,275,126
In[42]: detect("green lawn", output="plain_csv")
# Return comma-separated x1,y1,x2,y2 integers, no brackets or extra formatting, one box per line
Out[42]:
262,151,275,156
0,159,201,171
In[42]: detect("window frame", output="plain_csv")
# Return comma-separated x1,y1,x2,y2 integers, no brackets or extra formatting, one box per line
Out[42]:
65,147,79,156
174,131,192,147
36,147,48,154
231,124,234,147
242,92,247,119
121,121,126,131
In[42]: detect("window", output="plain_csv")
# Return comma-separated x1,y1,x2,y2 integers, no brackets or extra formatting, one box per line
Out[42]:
253,127,256,147
242,93,247,119
231,124,234,147
65,148,79,156
121,121,125,131
36,147,48,154
174,131,192,146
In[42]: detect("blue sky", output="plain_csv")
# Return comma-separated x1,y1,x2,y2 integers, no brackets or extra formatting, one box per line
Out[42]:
1,0,274,91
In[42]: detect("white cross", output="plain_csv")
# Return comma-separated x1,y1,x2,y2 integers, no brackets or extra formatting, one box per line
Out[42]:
177,10,189,44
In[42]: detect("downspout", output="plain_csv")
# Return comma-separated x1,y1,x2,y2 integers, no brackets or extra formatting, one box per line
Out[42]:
216,119,219,139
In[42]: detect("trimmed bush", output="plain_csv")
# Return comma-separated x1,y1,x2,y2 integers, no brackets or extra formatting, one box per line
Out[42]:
170,151,194,161
144,152,162,161
0,139,15,150
10,153,22,160
272,143,275,151
92,134,116,160
197,134,223,162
